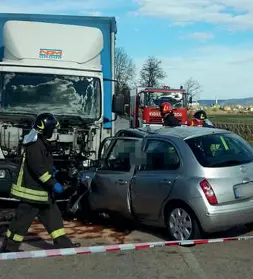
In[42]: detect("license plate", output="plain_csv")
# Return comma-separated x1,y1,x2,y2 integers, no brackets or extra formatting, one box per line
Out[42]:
234,182,253,199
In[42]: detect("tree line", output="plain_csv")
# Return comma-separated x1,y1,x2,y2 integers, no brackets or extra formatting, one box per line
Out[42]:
114,46,202,104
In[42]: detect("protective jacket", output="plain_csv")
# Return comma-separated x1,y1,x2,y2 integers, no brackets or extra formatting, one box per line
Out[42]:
10,135,57,204
163,112,181,127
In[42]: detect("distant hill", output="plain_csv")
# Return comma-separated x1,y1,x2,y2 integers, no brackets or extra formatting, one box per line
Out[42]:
198,97,253,106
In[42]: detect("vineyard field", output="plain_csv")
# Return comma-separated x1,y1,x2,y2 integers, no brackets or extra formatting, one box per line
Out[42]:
211,114,253,123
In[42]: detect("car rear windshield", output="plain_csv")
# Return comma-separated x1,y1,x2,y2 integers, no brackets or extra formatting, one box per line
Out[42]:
185,133,253,168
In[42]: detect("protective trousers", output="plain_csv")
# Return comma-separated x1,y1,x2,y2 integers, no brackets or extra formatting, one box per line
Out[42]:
1,200,73,252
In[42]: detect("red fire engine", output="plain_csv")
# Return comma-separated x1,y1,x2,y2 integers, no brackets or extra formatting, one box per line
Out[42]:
130,86,189,128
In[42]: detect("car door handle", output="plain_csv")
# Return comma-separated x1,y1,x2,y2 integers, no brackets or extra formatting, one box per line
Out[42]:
117,179,128,185
159,179,172,185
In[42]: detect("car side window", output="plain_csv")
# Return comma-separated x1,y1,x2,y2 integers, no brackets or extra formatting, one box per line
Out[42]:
142,139,180,171
116,131,142,138
103,139,140,171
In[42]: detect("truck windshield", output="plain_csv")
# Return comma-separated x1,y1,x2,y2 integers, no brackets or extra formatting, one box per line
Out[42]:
144,92,185,108
0,72,101,120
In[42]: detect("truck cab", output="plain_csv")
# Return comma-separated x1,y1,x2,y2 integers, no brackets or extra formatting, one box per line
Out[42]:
0,17,124,200
130,86,189,128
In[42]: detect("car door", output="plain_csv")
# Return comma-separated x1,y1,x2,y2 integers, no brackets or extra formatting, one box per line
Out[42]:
89,136,143,218
130,137,182,223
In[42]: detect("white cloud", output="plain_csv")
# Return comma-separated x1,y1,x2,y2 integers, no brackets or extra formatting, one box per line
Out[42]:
134,43,253,99
134,0,253,30
181,32,214,41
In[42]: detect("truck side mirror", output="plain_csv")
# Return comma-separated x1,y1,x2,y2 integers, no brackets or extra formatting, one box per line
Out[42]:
189,96,193,104
124,104,130,115
112,94,125,115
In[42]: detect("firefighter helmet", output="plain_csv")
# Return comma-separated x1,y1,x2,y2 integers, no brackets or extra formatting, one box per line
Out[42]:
194,110,207,120
160,102,172,115
34,113,60,139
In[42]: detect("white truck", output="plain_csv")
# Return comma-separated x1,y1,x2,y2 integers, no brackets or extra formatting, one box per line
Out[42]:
0,14,124,200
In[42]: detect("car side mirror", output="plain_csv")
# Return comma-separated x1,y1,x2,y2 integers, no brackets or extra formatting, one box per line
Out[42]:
112,94,125,116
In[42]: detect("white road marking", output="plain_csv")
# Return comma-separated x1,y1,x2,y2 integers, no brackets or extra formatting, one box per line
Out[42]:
178,246,210,279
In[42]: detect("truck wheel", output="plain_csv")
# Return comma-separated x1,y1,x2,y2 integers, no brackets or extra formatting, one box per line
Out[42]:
165,204,201,241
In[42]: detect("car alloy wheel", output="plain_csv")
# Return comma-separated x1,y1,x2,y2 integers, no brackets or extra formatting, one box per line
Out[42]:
166,205,201,241
168,208,193,240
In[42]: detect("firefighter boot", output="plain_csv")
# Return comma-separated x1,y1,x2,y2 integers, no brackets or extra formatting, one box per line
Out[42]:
53,235,79,249
0,236,23,253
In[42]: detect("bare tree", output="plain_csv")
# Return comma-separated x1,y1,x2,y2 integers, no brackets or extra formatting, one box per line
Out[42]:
114,47,136,95
184,77,202,101
139,56,166,87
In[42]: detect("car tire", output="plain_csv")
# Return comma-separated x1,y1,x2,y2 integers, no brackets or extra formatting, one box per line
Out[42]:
108,212,136,231
245,222,253,231
165,204,202,241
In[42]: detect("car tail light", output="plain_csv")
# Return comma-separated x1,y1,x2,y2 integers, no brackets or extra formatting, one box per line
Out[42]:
200,179,218,205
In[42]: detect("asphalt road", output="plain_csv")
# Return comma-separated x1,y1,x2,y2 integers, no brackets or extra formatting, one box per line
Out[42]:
0,215,253,279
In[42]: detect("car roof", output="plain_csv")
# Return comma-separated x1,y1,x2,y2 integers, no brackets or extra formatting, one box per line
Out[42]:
117,126,232,140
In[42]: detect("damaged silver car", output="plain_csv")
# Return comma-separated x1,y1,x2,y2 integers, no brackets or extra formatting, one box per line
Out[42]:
69,126,253,241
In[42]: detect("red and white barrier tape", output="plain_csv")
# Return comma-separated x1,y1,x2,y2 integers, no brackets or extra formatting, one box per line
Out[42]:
1,235,253,261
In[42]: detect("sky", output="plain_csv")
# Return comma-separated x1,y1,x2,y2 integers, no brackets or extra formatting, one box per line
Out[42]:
1,0,253,100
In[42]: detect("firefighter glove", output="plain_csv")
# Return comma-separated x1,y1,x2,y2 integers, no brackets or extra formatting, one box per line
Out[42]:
53,182,64,194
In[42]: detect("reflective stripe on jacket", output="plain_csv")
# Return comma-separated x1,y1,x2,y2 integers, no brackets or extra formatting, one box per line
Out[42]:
10,136,57,204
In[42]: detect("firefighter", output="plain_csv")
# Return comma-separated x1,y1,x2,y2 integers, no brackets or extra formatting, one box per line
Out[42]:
160,102,181,127
0,113,77,253
187,117,204,127
193,110,214,127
